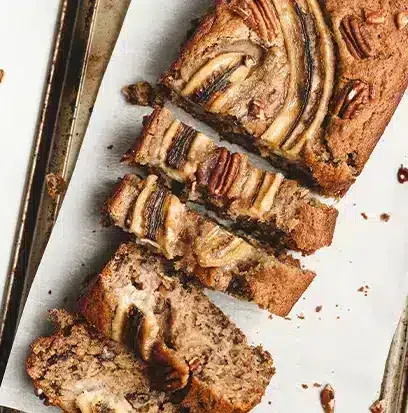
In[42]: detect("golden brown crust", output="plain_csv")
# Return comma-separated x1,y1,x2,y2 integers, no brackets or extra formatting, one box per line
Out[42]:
161,0,408,197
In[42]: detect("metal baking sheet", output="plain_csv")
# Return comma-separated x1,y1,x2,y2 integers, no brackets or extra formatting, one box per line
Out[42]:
0,0,407,412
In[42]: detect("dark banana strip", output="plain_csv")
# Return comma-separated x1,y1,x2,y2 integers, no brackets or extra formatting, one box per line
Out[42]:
281,1,313,146
192,62,242,104
124,306,145,354
166,124,197,169
144,187,169,241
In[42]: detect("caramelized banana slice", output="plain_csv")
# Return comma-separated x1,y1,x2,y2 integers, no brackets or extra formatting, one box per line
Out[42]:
249,172,284,217
283,0,335,156
111,285,159,360
194,223,253,268
260,0,311,149
129,175,158,237
76,391,133,413
181,52,245,97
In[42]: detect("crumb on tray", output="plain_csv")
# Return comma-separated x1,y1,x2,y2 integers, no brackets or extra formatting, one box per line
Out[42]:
46,173,67,199
380,213,390,222
361,212,368,220
301,384,309,389
370,399,385,413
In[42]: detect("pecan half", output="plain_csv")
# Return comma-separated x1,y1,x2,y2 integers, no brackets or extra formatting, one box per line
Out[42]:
396,11,408,30
150,342,189,392
334,80,370,119
230,0,278,44
340,15,374,59
208,148,241,196
320,384,335,413
364,9,386,25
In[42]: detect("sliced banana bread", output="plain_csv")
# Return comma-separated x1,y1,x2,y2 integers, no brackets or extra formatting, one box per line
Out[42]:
78,242,274,413
104,174,315,316
160,0,408,197
26,309,177,413
123,106,338,254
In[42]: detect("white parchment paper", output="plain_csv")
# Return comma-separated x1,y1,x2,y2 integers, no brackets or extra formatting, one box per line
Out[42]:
1,1,408,412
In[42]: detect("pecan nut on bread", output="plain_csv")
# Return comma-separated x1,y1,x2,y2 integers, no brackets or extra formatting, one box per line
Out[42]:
79,243,274,413
26,310,178,413
104,174,315,316
160,0,408,197
123,106,338,254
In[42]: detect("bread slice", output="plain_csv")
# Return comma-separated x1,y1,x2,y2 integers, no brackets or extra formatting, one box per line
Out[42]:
26,309,177,413
103,174,315,316
160,0,408,197
123,106,338,254
78,243,275,413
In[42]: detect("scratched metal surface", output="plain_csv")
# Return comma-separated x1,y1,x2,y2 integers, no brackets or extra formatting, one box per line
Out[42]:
0,0,406,412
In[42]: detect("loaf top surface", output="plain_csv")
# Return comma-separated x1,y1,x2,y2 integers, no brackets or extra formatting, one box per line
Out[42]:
161,0,408,196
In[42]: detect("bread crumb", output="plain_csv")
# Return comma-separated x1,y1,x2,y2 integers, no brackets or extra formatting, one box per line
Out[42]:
397,165,408,183
0,69,4,83
320,384,335,413
46,173,66,199
48,290,52,295
361,212,368,220
107,145,114,150
297,313,305,320
315,305,323,313
284,317,292,321
122,81,156,106
268,314,273,320
380,213,390,222
301,384,308,389
313,383,322,388
370,399,385,413
358,286,365,292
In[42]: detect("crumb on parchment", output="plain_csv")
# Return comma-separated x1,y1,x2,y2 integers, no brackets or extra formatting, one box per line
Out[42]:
320,384,335,413
380,213,390,222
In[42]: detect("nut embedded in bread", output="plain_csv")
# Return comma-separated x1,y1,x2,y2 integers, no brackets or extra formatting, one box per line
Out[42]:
103,174,315,316
79,243,275,413
26,310,177,413
123,106,338,254
160,0,408,197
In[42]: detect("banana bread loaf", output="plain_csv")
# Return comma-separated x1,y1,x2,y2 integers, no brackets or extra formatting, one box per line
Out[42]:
104,174,315,316
79,243,274,413
123,106,338,254
26,309,178,413
160,0,408,197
